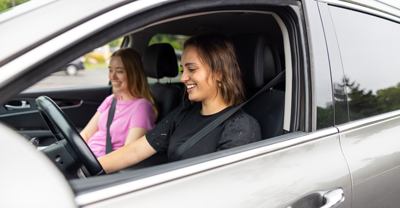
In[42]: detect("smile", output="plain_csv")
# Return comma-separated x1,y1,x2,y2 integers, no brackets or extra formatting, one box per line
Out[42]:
187,84,196,89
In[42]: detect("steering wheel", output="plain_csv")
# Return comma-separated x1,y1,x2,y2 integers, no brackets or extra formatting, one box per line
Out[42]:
36,96,105,177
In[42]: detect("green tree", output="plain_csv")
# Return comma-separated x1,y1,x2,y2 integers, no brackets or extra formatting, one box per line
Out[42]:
149,34,189,50
0,0,30,13
376,83,400,112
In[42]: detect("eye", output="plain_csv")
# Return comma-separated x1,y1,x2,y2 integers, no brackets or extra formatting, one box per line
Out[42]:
188,68,196,72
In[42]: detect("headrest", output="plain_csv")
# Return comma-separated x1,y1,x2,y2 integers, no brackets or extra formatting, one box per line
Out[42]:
232,34,281,89
142,43,178,79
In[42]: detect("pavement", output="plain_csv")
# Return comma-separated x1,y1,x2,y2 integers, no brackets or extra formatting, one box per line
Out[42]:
29,68,182,90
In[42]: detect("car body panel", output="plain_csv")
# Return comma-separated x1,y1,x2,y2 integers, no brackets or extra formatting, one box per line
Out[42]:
0,124,77,208
75,129,351,208
338,111,400,207
0,0,127,66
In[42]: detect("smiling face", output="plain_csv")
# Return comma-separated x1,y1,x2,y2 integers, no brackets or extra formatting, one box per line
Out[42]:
180,45,220,104
108,56,129,95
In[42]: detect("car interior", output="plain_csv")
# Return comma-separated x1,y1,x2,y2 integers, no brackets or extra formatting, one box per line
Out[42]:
0,2,305,195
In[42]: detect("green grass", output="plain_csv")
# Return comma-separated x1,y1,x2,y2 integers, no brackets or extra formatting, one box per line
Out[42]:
85,63,108,70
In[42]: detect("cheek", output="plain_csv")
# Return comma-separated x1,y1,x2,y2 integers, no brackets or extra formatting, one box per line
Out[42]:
118,74,127,82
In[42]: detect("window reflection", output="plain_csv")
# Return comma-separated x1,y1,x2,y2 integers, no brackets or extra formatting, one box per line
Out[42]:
329,6,400,121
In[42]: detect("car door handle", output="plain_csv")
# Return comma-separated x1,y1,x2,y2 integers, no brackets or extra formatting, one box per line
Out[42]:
287,188,345,208
5,100,31,110
320,188,344,208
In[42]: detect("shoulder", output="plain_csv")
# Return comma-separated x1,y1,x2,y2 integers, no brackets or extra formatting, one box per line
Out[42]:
226,109,259,128
104,94,115,103
133,98,153,108
222,109,261,136
98,94,115,113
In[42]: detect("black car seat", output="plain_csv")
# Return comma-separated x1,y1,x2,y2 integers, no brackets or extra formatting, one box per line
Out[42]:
232,34,285,139
142,43,182,122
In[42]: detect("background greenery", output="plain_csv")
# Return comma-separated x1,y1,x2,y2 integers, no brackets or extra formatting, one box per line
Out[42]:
0,0,29,13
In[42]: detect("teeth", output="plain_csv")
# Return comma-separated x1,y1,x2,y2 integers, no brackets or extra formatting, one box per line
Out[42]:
187,85,196,89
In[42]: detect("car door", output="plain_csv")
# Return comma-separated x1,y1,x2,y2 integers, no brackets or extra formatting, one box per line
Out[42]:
0,85,112,145
318,1,400,207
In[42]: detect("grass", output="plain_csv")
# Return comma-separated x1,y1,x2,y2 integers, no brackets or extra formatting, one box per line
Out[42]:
85,63,108,70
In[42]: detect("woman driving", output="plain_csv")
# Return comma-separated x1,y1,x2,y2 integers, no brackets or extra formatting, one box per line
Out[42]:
80,48,157,158
99,34,261,173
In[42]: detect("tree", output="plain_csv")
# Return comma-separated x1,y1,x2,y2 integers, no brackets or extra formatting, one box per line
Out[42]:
0,0,30,13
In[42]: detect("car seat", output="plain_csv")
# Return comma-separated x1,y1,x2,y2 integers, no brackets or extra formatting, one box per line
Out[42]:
142,43,182,122
232,34,285,139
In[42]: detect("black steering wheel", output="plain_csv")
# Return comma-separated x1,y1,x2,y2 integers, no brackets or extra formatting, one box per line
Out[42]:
36,96,105,177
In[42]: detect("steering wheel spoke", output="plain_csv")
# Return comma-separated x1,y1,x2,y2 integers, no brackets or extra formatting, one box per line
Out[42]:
36,96,105,177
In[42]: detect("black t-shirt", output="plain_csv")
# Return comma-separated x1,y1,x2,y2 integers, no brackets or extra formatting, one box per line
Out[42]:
146,102,262,162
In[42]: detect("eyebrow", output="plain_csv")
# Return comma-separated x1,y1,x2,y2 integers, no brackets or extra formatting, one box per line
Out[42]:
108,66,125,70
180,62,197,68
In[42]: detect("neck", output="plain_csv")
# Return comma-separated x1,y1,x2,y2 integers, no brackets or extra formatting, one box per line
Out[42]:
119,91,135,101
201,97,229,115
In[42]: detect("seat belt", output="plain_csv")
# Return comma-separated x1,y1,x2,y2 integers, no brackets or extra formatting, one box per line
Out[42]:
172,70,286,160
106,98,117,154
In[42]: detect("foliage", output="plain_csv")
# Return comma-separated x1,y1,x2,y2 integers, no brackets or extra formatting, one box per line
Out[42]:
149,34,189,50
319,76,400,128
108,38,123,48
0,0,30,13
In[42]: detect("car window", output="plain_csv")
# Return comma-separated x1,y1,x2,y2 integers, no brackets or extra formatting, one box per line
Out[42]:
329,6,400,121
27,38,123,90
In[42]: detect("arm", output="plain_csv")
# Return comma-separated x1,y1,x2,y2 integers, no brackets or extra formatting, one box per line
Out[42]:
80,111,101,143
124,127,149,145
217,112,262,150
98,135,157,173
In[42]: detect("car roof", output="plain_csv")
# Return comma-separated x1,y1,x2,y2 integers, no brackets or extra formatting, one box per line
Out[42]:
0,0,128,67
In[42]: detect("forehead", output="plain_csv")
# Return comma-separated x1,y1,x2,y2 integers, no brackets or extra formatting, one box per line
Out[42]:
181,46,200,63
109,56,124,66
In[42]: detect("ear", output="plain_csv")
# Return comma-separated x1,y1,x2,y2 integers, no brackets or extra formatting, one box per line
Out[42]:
215,69,223,82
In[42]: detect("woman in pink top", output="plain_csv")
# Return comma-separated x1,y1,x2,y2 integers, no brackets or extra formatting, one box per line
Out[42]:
80,48,157,158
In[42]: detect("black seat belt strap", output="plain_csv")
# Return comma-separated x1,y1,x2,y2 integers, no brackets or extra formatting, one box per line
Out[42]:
106,97,117,154
173,70,286,160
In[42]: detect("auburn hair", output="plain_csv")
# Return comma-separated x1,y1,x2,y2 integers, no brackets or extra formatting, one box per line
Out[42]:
184,34,245,106
110,48,158,119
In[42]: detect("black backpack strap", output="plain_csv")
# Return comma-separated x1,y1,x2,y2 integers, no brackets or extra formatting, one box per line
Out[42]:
172,70,285,160
106,97,117,154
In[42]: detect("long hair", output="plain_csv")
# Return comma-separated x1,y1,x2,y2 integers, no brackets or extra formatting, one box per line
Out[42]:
184,34,245,106
111,48,158,119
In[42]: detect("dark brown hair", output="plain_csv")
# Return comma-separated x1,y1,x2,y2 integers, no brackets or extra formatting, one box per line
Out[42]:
111,48,158,119
184,33,245,106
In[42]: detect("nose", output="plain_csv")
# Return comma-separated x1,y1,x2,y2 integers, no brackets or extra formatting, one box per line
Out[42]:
109,71,117,80
180,69,189,83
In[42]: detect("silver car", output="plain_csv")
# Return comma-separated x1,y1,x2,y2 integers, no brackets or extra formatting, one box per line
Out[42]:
1,0,400,207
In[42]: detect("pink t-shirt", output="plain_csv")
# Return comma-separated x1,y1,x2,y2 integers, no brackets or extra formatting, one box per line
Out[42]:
87,95,156,157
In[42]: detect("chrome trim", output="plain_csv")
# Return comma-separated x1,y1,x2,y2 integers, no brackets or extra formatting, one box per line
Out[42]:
0,0,170,85
336,109,400,132
318,0,400,22
75,128,338,206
